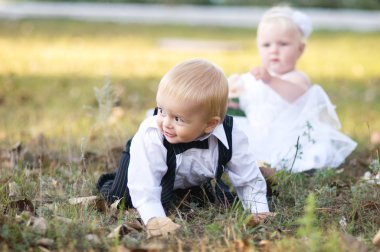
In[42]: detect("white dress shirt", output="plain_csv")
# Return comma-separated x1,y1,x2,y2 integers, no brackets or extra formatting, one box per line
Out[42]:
128,115,268,224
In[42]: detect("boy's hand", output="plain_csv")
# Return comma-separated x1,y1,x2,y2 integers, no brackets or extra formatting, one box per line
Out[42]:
146,217,180,238
247,212,277,227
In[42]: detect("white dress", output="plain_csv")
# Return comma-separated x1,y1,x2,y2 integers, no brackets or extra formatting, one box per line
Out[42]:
232,72,357,173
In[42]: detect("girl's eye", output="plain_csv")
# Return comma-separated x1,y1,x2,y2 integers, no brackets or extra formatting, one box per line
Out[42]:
262,43,270,47
280,42,289,46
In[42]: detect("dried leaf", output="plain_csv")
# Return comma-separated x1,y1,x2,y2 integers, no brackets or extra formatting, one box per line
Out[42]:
53,215,73,224
37,246,52,252
107,224,138,239
4,198,35,215
94,197,108,213
86,234,101,245
259,240,273,252
9,142,22,169
69,196,98,205
27,216,47,235
235,239,254,252
370,131,380,145
44,203,58,212
110,198,123,212
51,178,59,188
36,238,54,248
125,220,144,231
68,196,107,213
139,240,165,251
15,211,33,222
373,229,380,248
8,181,21,198
340,233,368,252
115,245,130,252
0,149,12,170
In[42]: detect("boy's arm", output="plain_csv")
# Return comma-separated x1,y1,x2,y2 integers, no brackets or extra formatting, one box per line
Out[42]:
128,117,182,237
127,118,168,225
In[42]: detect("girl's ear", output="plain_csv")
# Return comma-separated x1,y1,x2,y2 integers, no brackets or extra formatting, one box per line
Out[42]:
299,43,306,54
204,116,221,134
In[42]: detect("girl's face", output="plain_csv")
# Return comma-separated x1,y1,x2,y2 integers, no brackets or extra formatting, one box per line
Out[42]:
257,24,305,75
156,88,216,144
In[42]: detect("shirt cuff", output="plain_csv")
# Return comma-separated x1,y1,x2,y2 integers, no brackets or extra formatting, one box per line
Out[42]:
137,201,166,225
250,195,269,213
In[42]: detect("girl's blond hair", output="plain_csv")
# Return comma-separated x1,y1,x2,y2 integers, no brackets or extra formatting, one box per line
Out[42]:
258,6,312,43
158,58,228,120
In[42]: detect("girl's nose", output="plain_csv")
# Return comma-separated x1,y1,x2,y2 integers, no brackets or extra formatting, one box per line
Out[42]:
270,44,279,53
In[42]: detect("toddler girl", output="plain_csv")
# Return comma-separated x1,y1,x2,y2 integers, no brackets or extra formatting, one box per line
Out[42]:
229,6,357,174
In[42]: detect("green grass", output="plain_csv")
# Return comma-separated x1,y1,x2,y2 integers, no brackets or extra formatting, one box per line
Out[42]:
0,19,380,251
1,19,379,148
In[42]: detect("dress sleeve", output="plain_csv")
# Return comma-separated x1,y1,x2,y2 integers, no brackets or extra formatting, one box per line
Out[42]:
226,121,269,213
127,118,168,224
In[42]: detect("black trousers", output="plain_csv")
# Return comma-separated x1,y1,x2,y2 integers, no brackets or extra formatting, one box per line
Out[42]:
96,139,217,210
96,139,134,208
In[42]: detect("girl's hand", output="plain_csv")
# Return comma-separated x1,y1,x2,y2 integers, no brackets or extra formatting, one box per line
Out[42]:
228,74,245,98
250,67,272,84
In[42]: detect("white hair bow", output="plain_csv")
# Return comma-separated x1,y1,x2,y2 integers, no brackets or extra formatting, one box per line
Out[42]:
292,10,313,38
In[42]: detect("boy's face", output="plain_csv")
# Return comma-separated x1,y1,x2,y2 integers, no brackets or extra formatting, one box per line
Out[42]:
156,89,213,144
257,24,305,75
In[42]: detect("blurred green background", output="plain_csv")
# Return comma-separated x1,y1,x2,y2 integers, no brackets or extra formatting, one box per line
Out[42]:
0,19,379,155
20,0,380,10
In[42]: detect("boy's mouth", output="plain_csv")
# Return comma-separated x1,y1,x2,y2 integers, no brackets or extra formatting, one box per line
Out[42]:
164,131,175,138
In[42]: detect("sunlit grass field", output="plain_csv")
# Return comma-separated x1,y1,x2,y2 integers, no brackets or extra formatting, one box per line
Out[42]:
1,19,379,150
0,19,380,251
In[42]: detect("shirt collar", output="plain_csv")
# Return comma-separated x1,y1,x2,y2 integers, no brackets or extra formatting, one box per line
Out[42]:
211,123,230,149
198,123,229,150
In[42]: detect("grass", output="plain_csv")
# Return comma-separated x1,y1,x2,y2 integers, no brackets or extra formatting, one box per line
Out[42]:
0,19,380,251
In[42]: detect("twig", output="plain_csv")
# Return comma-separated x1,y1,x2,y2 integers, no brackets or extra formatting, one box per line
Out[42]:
289,136,300,173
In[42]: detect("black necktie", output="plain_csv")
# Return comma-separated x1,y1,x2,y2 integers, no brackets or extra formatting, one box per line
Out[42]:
160,137,209,208
170,138,209,155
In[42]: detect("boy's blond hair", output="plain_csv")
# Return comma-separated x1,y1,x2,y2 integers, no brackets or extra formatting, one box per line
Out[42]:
158,58,228,120
258,6,312,43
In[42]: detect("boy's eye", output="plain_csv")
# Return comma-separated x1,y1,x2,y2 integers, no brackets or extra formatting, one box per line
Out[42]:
174,117,184,123
158,108,167,116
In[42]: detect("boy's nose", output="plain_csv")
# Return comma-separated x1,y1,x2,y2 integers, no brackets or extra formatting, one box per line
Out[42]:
163,117,173,129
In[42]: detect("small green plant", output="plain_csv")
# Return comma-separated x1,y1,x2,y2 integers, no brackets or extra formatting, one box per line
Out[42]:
368,150,380,174
296,193,321,252
93,79,117,125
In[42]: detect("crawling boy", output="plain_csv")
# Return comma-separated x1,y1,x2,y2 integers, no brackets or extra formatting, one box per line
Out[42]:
97,58,271,237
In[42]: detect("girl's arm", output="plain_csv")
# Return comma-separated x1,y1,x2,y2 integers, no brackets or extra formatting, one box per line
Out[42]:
251,67,311,102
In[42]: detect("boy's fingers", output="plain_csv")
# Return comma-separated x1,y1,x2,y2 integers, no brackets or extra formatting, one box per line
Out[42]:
247,212,277,227
146,217,180,238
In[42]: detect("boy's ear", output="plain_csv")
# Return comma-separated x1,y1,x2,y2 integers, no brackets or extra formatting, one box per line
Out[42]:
204,116,221,134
